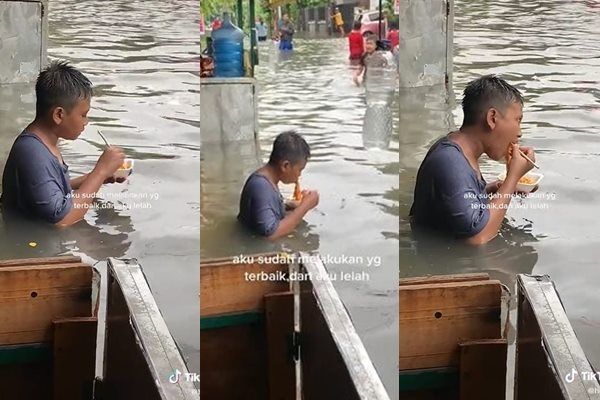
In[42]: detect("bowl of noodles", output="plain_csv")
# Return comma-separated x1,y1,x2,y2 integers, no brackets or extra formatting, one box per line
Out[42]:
113,159,134,179
497,171,543,193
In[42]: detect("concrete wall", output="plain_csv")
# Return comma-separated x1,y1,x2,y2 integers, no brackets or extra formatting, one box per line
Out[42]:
200,78,258,143
397,0,453,89
0,0,48,83
0,1,48,191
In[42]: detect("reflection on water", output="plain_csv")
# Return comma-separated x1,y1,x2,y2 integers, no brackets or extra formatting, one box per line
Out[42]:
201,38,399,395
401,0,600,367
0,0,200,372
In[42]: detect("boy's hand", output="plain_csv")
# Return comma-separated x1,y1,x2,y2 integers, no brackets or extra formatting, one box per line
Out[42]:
103,176,127,184
300,190,319,210
95,147,126,179
485,180,502,194
285,199,301,210
507,144,535,179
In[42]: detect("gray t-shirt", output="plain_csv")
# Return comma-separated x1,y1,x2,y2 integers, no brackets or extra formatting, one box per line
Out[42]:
410,136,490,238
1,132,73,223
279,21,295,41
238,172,285,236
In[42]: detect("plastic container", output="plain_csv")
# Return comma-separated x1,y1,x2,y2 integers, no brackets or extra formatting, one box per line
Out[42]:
497,172,543,193
362,51,397,149
212,13,245,77
114,159,134,179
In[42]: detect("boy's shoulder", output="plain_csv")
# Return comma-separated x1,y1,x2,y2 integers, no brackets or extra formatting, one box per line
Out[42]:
12,132,45,153
243,173,276,193
9,132,57,165
425,137,461,162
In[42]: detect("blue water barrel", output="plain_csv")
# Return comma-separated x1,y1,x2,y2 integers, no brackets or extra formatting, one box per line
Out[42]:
212,13,244,77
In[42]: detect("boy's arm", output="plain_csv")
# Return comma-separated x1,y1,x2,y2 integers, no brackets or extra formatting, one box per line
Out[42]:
70,173,89,190
466,147,536,245
353,65,365,84
57,147,125,227
56,169,109,227
268,190,318,240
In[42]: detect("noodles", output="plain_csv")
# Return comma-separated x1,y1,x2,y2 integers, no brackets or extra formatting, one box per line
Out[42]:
518,176,537,185
118,161,132,170
293,181,302,201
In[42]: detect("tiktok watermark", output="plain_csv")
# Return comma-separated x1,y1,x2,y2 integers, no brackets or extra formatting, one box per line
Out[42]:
168,369,199,384
565,368,600,394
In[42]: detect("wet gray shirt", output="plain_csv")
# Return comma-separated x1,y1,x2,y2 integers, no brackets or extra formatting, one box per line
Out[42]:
1,132,73,223
238,172,285,236
279,21,294,41
410,137,490,238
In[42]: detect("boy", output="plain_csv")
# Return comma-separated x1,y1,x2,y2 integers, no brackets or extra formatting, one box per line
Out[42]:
238,131,319,240
410,75,536,245
353,34,389,85
386,21,399,49
1,61,126,227
332,7,345,37
348,21,364,62
256,17,268,41
278,14,295,51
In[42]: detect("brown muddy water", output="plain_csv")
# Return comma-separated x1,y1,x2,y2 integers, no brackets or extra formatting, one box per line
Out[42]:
201,37,400,395
0,0,200,373
401,0,600,369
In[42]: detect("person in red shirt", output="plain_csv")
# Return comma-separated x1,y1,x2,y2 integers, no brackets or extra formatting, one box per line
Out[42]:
387,21,399,49
348,21,364,64
211,17,222,31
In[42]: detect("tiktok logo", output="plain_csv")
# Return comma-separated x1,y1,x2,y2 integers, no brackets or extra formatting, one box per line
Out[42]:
169,369,182,384
566,368,578,383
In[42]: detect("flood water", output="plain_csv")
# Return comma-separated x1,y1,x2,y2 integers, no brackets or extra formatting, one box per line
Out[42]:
201,38,400,395
0,1,200,372
400,0,600,368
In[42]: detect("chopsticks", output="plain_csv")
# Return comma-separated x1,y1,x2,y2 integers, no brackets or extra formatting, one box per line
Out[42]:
517,149,539,169
97,130,111,147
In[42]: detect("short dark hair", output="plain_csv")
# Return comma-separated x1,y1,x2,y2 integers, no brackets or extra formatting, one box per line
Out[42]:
353,20,361,30
365,33,378,43
35,60,93,117
462,74,523,127
268,131,311,166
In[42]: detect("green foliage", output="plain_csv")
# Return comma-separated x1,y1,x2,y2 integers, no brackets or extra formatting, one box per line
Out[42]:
201,0,238,20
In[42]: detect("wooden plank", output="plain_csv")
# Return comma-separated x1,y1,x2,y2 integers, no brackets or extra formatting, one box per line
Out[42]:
0,343,51,365
53,317,97,400
200,258,289,317
103,258,198,400
300,279,362,400
400,280,502,370
399,367,458,392
300,255,390,400
0,256,81,268
0,361,52,399
265,292,295,400
0,265,93,345
400,273,490,286
200,324,268,400
459,339,507,400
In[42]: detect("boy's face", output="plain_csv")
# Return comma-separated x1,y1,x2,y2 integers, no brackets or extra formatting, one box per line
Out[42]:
279,158,307,184
487,101,523,160
52,97,90,140
365,40,376,54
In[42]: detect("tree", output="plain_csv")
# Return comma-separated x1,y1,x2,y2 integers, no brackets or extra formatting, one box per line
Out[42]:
201,0,238,21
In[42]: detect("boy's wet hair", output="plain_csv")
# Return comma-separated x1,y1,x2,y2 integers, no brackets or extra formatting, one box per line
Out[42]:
365,33,378,43
35,60,93,117
353,20,361,30
268,131,311,166
462,74,523,127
